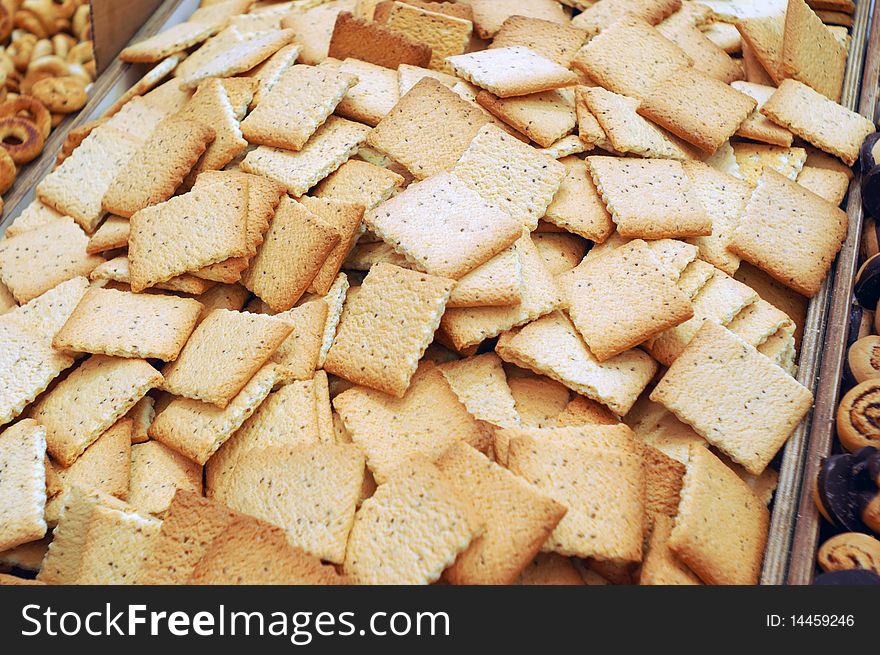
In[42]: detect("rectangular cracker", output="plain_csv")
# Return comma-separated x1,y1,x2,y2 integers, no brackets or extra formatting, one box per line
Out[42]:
383,2,472,74
543,156,615,242
0,420,47,551
447,46,578,98
658,17,743,84
324,263,453,397
31,355,162,466
468,0,569,39
651,322,813,474
334,58,400,127
761,79,875,166
731,80,795,147
120,21,219,63
52,287,202,362
270,300,329,384
447,244,522,308
571,0,681,33
489,15,587,67
476,89,576,148
797,165,850,205
729,168,848,297
299,197,364,295
437,353,520,429
5,200,63,238
161,309,292,408
782,0,846,101
87,216,130,254
312,158,405,209
328,11,432,68
241,115,370,196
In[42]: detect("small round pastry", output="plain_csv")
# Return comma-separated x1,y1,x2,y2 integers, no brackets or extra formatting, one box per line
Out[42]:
0,115,43,163
0,94,51,138
848,336,880,384
814,447,878,531
818,532,880,573
32,75,86,113
838,380,880,452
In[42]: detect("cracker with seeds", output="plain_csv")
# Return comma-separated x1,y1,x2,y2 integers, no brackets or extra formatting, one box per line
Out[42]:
343,456,480,584
782,0,846,101
328,11,432,68
468,0,568,39
489,15,586,67
438,353,520,429
476,89,576,148
447,244,521,308
761,79,875,166
564,239,694,361
729,168,848,297
651,322,812,474
572,17,692,100
438,441,566,584
333,59,400,127
383,2,472,74
161,309,291,408
669,445,770,584
364,171,521,279
31,355,162,466
299,197,364,295
543,156,615,242
637,67,757,154
453,125,566,230
53,287,202,362
496,312,658,416
0,420,47,551
797,165,850,205
120,21,220,63
242,64,357,150
494,424,636,468
325,263,453,396
367,78,493,180
149,364,277,465
241,115,370,196
726,298,795,348
731,81,795,147
448,47,577,98
5,200,63,238
587,156,712,238
220,77,259,118
313,159,405,209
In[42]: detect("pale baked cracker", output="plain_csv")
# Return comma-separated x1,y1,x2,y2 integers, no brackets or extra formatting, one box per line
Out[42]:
507,376,571,431
587,156,712,239
447,46,577,98
797,165,850,205
240,115,370,196
637,67,757,154
243,43,301,108
651,321,812,474
536,135,589,159
453,124,566,230
736,13,785,83
704,21,743,53
741,39,776,85
324,263,453,396
327,10,432,68
366,78,493,180
640,515,702,585
438,353,520,429
495,311,658,416
726,298,795,348
564,239,693,361
364,170,521,278
397,63,459,96
669,444,769,584
313,158,405,209
161,308,291,407
446,244,522,308
334,58,400,127
476,88,576,148
542,156,615,242
280,1,356,65
300,196,364,295
657,16,743,83
489,15,586,67
0,217,103,303
220,77,258,118
333,361,487,483
438,441,565,584
624,394,706,464
148,364,277,465
90,257,218,295
270,300,328,383
0,420,47,551
52,287,202,362
761,78,875,167
468,0,569,39
383,2,472,74
731,80,795,147
571,17,692,100
729,168,848,297
141,79,194,115
127,395,154,444
315,272,349,367
5,200,63,238
87,216,130,254
782,0,846,101
120,21,219,63
732,142,807,185
571,0,682,33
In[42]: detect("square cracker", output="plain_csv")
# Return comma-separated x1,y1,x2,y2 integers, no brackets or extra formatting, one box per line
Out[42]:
102,117,216,218
495,311,657,416
439,229,561,351
161,309,292,408
637,67,757,154
731,81,795,147
241,64,357,150
797,166,850,205
476,89,576,148
243,42,301,108
324,263,453,397
506,433,644,561
761,79,875,167
312,158,405,209
657,17,743,84
782,0,846,101
271,300,328,383
543,156,614,242
333,361,487,483
0,217,103,303
564,239,694,361
241,198,340,312
219,443,364,563
52,287,202,362
148,364,277,465
128,180,248,292
447,47,577,99
452,124,566,230
120,21,219,63
468,0,568,39
438,353,520,429
335,58,400,127
669,445,769,584
343,456,479,584
383,2,472,74
364,171,521,279
572,17,692,100
5,199,63,238
366,78,493,180
446,244,521,308
489,15,586,67
587,156,712,239
438,441,566,585
736,14,785,83
729,168,848,297
87,216,130,254
240,115,370,196
328,11,432,69
0,420,47,551
37,126,141,233
651,321,812,474
31,355,162,466
299,197,364,295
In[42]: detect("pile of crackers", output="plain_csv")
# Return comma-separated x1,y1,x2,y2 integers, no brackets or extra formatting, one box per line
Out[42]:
0,0,873,586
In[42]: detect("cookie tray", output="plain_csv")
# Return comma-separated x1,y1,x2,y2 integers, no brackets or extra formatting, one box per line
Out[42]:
774,0,880,585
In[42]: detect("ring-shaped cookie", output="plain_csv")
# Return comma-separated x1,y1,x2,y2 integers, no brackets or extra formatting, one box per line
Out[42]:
0,115,43,163
0,94,51,138
32,75,86,113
